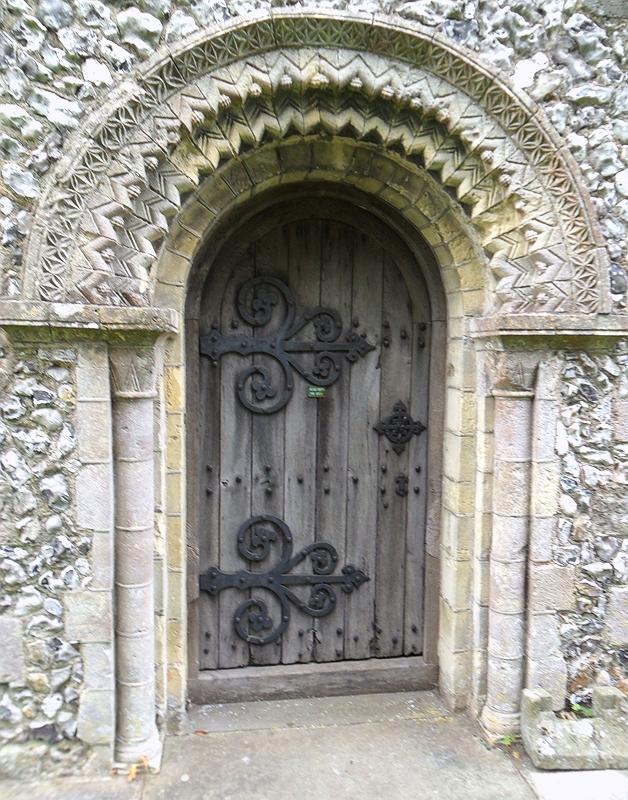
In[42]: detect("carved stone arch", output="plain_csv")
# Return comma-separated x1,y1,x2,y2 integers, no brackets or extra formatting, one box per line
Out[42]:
155,138,481,319
23,10,609,318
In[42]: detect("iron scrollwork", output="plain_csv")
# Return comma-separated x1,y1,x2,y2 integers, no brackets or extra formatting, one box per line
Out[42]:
374,400,426,455
200,277,375,414
199,515,369,645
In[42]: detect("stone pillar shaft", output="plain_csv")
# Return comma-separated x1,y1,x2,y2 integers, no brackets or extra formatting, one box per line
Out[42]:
110,346,162,767
481,354,537,737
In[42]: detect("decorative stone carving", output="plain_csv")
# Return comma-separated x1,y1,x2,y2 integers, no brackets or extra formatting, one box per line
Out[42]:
24,13,607,315
109,346,157,398
487,352,539,394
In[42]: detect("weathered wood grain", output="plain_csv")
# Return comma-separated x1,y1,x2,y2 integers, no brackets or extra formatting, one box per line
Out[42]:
217,248,254,668
314,221,353,662
249,227,289,666
281,219,321,665
197,204,431,682
344,229,383,661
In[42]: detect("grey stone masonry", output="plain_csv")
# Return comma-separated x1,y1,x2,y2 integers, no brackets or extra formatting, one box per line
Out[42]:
521,687,628,770
0,617,24,684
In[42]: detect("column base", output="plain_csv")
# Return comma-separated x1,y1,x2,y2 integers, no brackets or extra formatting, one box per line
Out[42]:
480,706,521,740
114,727,163,772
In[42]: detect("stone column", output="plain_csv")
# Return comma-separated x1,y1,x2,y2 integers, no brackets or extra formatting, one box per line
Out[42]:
481,353,538,737
110,345,162,767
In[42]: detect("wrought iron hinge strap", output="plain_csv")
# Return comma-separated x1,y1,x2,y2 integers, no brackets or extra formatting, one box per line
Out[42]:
199,515,369,645
200,277,375,414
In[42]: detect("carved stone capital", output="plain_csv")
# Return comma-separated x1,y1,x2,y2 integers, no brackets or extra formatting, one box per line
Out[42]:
109,345,157,399
487,352,539,396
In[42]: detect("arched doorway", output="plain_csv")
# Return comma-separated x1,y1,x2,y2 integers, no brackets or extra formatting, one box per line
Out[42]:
11,8,613,767
186,192,442,701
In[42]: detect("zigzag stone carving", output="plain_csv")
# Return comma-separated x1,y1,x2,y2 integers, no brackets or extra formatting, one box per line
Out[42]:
24,12,608,314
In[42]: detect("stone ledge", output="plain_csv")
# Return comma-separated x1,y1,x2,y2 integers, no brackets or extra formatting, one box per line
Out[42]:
0,301,179,338
470,314,628,338
521,688,628,770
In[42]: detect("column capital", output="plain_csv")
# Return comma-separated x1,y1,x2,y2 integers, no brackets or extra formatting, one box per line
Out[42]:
109,345,157,399
487,351,539,396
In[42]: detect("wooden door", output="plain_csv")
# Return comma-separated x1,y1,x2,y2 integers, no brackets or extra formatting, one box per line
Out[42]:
196,204,430,673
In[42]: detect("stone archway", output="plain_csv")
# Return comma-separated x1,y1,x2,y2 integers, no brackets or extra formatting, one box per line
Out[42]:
23,11,608,315
2,9,619,773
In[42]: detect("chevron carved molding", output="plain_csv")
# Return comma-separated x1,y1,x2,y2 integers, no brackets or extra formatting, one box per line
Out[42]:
24,13,608,315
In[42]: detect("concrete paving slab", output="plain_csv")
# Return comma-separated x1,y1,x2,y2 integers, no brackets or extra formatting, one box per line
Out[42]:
146,693,536,800
521,766,628,800
0,776,142,800
2,692,627,800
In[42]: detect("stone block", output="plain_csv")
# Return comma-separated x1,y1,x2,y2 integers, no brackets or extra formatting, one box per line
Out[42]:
77,343,110,400
529,564,576,613
532,400,558,461
64,590,112,643
445,387,476,437
439,599,471,653
522,688,628,769
443,432,474,482
112,399,153,459
489,560,526,614
76,463,113,531
442,475,474,516
440,554,471,612
526,654,567,710
77,688,114,745
82,643,113,692
76,399,111,463
605,587,628,646
486,658,524,713
167,223,200,258
0,617,24,684
491,515,527,561
493,461,531,517
527,613,562,660
114,459,153,528
530,461,559,517
89,530,114,590
529,517,555,564
494,401,532,461
438,650,472,711
614,399,628,443
488,612,525,660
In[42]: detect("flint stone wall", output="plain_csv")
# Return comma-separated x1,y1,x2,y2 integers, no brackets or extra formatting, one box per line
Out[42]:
555,343,628,705
522,342,628,712
0,0,627,780
0,335,114,778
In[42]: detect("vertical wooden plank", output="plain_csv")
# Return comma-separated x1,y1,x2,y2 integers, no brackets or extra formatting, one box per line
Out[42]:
403,312,431,656
314,221,353,662
281,219,322,665
344,230,383,660
217,248,254,668
197,337,220,670
197,255,233,672
249,227,289,666
374,256,413,658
